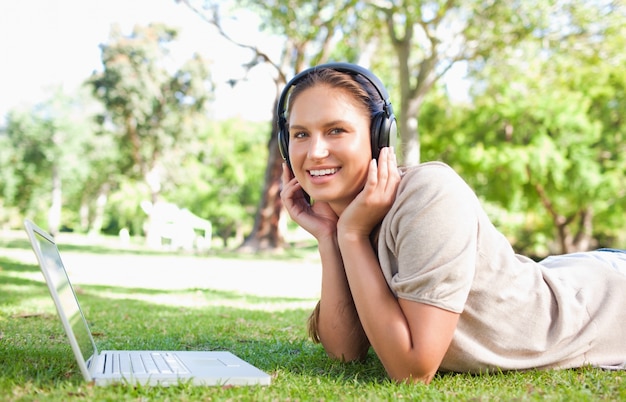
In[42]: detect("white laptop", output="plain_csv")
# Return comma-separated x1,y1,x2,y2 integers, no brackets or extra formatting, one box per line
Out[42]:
24,219,271,387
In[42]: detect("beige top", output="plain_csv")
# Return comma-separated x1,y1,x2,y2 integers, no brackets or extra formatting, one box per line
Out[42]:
378,162,626,373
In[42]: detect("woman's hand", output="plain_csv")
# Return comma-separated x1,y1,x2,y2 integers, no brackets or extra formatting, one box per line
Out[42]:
281,163,338,240
338,147,401,237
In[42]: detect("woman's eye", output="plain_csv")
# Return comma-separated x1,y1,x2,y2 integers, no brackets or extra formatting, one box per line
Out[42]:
329,128,344,135
292,131,307,139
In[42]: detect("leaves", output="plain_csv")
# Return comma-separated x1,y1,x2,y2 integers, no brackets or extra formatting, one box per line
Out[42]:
88,23,214,182
419,0,626,254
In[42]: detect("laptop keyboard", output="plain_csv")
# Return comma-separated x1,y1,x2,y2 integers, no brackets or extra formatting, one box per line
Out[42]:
108,352,190,375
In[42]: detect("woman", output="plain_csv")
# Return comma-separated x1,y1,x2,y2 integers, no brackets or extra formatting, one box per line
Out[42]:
278,63,626,384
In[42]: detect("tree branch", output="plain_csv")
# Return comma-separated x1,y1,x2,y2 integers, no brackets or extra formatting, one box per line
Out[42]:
176,0,283,81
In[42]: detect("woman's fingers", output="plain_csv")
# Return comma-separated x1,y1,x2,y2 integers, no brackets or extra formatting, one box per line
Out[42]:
366,147,398,199
384,147,400,195
280,163,301,206
281,162,293,186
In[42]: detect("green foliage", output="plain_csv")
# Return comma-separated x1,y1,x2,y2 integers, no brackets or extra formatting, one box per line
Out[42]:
99,118,268,244
166,119,269,244
242,0,359,39
88,23,214,182
101,179,152,236
0,89,101,227
420,1,626,254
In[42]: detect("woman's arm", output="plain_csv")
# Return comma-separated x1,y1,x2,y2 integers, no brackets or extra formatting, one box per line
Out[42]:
337,232,459,383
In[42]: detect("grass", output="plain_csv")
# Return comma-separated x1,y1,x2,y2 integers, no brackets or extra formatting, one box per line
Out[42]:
1,234,625,401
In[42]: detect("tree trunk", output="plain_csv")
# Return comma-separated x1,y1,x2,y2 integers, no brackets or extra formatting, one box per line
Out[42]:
47,163,62,237
144,166,163,248
557,207,595,254
533,174,596,254
400,107,421,166
79,202,89,232
238,121,285,252
89,183,110,236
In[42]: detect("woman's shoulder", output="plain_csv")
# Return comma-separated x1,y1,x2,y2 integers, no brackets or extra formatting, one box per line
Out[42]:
386,161,480,228
398,161,473,197
401,160,457,176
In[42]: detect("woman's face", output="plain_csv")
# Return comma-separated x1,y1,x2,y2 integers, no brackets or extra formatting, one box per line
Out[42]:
287,84,372,214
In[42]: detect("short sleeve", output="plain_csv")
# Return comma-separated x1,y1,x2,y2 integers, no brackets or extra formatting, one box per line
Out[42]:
378,162,478,313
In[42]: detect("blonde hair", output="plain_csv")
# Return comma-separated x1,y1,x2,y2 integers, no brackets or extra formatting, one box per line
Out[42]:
307,300,322,343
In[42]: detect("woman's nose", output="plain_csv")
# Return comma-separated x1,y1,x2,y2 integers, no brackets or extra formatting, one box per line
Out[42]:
308,136,329,159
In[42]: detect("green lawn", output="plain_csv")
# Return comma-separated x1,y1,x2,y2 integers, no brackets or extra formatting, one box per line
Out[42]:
1,236,624,401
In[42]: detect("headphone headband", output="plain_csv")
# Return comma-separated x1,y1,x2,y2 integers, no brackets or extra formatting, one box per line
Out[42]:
278,62,391,122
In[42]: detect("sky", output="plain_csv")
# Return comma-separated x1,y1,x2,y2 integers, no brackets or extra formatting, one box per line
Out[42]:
0,0,278,124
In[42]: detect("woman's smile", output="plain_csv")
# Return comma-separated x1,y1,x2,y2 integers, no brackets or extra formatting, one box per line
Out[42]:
309,167,340,177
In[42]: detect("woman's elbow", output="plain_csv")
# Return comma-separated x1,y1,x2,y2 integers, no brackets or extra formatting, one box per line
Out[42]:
324,343,369,362
385,361,439,385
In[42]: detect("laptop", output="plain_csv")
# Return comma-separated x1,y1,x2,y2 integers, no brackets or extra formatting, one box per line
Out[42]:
23,219,271,386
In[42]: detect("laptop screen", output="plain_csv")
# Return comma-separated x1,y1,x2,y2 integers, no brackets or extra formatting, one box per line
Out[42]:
33,228,98,368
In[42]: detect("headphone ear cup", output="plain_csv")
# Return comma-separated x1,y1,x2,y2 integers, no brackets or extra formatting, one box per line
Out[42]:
370,111,397,160
370,112,384,160
278,122,291,169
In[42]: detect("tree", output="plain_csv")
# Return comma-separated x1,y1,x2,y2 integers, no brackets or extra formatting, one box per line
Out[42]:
419,0,626,255
1,89,96,235
169,119,268,247
371,0,552,166
88,23,214,244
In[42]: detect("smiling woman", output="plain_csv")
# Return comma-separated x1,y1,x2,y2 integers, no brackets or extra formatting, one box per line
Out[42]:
278,62,626,385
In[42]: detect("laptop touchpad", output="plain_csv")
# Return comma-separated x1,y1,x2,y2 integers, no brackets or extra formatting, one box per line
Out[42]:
192,358,230,367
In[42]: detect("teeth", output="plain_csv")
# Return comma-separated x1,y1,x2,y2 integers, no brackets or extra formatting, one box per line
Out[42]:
310,168,338,177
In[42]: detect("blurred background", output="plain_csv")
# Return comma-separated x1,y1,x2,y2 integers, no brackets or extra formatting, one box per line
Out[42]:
0,0,624,258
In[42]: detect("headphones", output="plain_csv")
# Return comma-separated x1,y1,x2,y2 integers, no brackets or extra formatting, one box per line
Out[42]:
277,62,397,169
